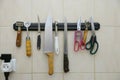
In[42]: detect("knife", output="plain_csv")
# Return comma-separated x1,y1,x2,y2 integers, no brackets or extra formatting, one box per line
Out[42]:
44,16,54,75
63,17,69,73
37,15,41,50
54,21,59,55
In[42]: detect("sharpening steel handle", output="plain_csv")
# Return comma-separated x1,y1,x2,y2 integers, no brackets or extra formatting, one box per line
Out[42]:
26,38,32,57
55,36,59,55
47,52,54,75
64,54,69,73
16,30,22,47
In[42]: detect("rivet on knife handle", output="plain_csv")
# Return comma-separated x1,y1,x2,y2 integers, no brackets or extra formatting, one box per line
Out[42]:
47,52,54,75
16,22,23,47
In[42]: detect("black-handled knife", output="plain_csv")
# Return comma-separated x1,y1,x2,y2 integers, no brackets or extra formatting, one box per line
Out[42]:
37,15,41,50
63,17,69,73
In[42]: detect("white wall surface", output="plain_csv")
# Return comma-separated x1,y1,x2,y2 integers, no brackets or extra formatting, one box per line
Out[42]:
0,0,120,80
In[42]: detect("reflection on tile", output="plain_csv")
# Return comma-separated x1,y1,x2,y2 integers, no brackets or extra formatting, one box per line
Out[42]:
64,73,93,80
33,73,63,80
0,27,16,53
31,0,63,22
95,26,120,72
0,0,31,27
64,0,94,22
96,73,120,80
94,0,120,26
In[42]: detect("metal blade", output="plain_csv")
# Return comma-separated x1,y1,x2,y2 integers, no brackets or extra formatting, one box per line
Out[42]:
44,16,54,53
37,15,41,33
64,17,68,54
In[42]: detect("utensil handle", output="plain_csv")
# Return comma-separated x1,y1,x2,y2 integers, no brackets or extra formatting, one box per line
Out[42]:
16,30,22,47
83,30,88,44
26,37,32,57
55,36,59,55
47,52,54,75
64,54,69,73
37,35,41,50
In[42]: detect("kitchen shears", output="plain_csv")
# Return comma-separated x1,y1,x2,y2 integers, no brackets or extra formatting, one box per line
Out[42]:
74,18,85,52
85,17,99,55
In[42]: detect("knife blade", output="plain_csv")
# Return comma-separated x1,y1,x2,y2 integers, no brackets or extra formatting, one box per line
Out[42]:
63,17,69,73
44,16,54,75
37,15,41,50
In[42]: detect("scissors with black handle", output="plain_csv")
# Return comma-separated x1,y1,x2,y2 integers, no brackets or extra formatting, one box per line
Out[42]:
85,17,99,55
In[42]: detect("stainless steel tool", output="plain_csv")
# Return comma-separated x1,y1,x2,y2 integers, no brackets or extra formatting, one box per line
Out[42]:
37,15,41,50
63,17,69,73
54,21,59,55
44,16,54,75
24,22,32,57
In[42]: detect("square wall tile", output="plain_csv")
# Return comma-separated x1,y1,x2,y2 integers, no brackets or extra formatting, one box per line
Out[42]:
33,73,63,80
32,32,63,73
96,73,120,80
0,27,16,53
31,0,64,22
0,0,31,27
95,26,120,72
64,73,93,80
64,0,94,22
94,0,120,26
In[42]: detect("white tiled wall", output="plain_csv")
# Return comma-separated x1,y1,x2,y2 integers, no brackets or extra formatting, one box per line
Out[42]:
0,0,120,80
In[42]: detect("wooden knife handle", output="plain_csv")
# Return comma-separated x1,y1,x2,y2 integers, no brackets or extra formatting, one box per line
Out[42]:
47,52,54,75
16,30,22,47
26,37,32,57
64,54,69,73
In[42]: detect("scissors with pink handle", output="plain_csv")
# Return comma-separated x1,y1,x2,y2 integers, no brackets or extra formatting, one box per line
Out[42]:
74,18,85,52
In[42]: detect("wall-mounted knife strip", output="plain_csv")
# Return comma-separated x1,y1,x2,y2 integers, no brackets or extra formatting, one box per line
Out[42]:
13,22,100,31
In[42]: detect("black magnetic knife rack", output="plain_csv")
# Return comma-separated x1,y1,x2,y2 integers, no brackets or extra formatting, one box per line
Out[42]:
13,22,100,31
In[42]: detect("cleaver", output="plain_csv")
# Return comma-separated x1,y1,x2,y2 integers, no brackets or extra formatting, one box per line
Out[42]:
44,16,54,75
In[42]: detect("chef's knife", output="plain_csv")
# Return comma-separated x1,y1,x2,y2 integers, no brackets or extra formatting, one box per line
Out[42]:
64,17,69,73
44,16,54,75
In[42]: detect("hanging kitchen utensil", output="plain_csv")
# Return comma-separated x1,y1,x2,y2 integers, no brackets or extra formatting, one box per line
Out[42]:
37,15,41,50
54,21,59,55
86,17,99,55
24,22,32,57
44,16,54,75
16,21,23,47
74,18,85,52
63,17,69,73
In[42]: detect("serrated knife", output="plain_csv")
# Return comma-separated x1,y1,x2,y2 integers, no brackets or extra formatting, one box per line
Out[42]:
44,16,54,75
64,17,69,73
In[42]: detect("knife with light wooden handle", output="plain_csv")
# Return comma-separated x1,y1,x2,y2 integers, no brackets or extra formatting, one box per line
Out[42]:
44,16,54,75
